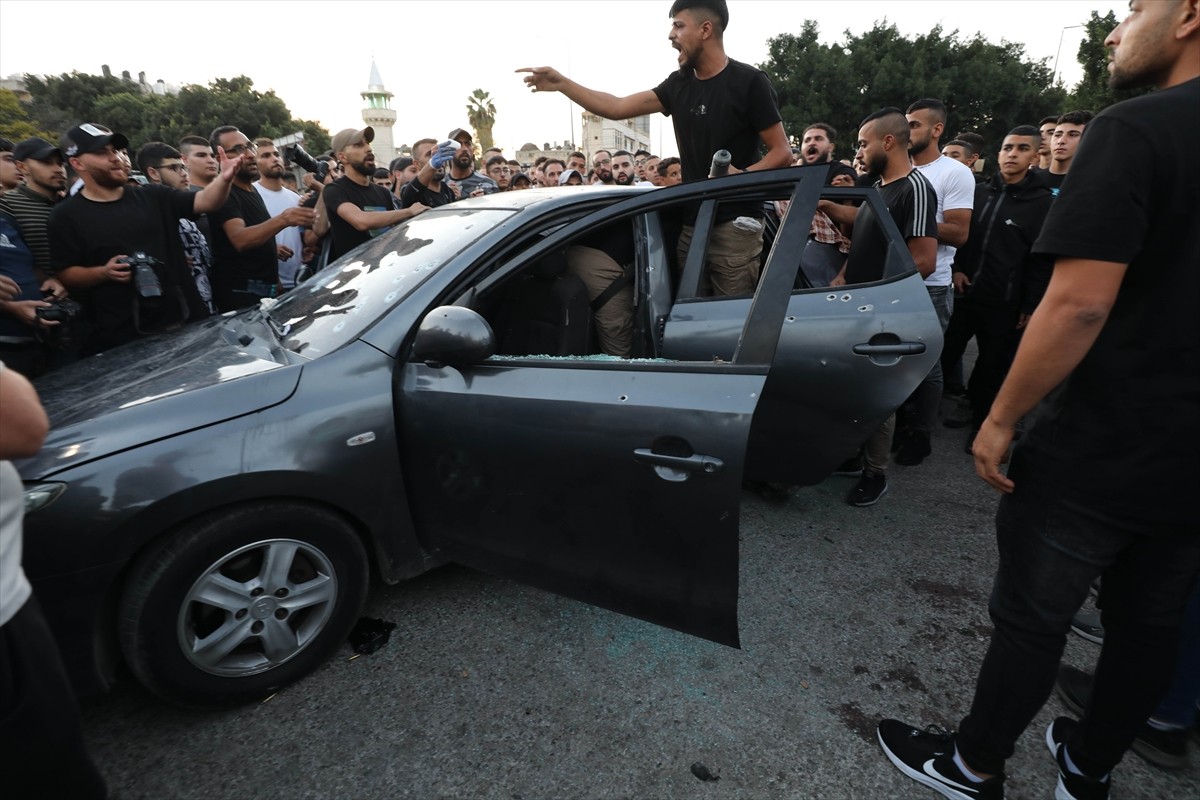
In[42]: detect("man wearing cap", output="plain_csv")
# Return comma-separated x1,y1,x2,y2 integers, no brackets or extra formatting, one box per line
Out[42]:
206,126,316,311
320,127,429,263
389,155,418,205
0,138,69,292
443,128,498,200
49,122,240,354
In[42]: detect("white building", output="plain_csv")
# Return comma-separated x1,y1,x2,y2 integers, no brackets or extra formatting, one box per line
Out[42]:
581,113,652,159
361,61,397,168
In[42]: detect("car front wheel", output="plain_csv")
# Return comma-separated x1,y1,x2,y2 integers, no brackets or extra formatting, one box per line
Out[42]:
119,502,369,708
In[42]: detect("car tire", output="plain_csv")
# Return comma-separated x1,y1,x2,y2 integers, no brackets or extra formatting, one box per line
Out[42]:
118,502,369,708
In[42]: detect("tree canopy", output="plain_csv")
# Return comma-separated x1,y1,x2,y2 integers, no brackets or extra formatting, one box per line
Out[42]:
466,89,497,153
17,72,329,154
760,20,1069,163
1069,10,1151,112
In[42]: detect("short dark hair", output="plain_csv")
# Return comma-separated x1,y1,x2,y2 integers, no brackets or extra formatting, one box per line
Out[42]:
0,137,14,153
543,158,566,170
1007,125,1042,147
209,125,240,154
860,107,910,145
136,141,181,174
943,138,971,153
254,137,275,150
179,135,210,155
669,0,728,33
1039,115,1060,128
803,122,837,140
569,151,585,161
485,155,507,169
657,156,681,176
956,131,986,155
1056,110,1094,127
533,155,548,168
906,98,946,125
613,150,633,159
633,149,651,158
373,167,390,179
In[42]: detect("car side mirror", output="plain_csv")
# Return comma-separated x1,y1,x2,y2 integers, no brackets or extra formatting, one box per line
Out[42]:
412,306,496,366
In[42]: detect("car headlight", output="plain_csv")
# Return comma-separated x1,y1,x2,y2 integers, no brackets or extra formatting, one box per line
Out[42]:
24,483,66,515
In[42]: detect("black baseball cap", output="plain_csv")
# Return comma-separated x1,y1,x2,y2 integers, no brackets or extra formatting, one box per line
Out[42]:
59,123,130,158
390,156,414,172
13,137,62,162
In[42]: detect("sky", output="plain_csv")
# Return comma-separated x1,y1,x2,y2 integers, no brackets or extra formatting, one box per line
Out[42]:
0,0,1125,158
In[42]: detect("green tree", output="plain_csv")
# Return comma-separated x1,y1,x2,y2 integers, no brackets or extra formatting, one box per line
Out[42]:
465,88,496,153
760,21,1067,166
18,71,329,154
0,89,55,142
1068,10,1150,112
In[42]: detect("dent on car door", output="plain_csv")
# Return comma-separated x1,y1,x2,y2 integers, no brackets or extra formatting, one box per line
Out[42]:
662,186,943,486
397,188,801,647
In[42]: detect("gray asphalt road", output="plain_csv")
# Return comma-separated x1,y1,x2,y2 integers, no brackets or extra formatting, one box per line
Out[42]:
81,403,1199,800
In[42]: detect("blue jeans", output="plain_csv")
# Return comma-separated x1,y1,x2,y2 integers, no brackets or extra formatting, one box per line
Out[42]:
1153,580,1200,728
956,448,1200,777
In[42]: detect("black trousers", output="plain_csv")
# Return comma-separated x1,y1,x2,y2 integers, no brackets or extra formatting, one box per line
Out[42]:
956,449,1200,777
940,296,1021,429
0,596,107,799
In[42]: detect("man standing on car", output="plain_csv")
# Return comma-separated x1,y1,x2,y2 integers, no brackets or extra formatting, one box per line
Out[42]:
519,0,792,297
877,3,1200,798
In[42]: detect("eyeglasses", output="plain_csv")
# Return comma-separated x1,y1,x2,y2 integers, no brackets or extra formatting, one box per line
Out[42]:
225,143,258,156
157,163,188,173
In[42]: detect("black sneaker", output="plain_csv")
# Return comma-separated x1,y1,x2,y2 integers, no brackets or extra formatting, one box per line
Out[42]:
1055,665,1190,769
1070,611,1105,644
891,426,911,454
1046,717,1111,800
846,471,888,506
944,396,972,428
833,455,863,477
877,720,1004,800
896,431,932,465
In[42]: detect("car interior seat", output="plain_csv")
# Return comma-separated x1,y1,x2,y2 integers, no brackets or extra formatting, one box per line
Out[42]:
492,249,593,357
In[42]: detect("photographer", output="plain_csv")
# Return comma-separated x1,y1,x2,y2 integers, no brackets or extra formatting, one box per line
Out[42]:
50,123,239,355
0,212,62,376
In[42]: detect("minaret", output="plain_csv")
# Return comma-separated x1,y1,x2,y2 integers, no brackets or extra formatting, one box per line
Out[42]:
361,61,396,167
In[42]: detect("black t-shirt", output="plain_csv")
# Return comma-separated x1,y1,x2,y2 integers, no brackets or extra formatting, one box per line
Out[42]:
1019,76,1200,526
49,185,208,352
843,170,938,284
654,59,781,222
322,177,395,261
1044,171,1066,195
209,185,278,294
399,176,454,211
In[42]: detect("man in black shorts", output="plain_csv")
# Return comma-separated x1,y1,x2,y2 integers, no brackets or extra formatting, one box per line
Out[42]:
877,3,1200,799
519,0,791,298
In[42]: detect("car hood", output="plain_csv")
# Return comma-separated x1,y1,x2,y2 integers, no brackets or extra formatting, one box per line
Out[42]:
20,318,301,479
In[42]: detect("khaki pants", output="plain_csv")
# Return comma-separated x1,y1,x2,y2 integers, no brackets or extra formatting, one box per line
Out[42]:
565,245,633,357
862,413,896,476
677,219,763,297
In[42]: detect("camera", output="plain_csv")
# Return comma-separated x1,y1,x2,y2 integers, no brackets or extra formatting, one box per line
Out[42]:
120,252,163,299
283,143,330,182
35,297,83,324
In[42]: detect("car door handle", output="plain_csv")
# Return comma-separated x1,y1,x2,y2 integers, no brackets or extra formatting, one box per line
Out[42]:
852,342,927,356
633,449,724,474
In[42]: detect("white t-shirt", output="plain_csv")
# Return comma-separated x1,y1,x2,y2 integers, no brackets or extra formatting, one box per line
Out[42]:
253,182,304,288
0,364,32,628
914,155,976,287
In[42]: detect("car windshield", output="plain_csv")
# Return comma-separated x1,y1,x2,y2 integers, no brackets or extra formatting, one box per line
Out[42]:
268,207,515,357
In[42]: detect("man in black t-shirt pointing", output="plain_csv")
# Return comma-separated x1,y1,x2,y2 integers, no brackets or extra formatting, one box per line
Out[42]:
519,0,792,297
318,127,429,263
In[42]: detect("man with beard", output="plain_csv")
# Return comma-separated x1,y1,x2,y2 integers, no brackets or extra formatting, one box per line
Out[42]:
798,122,857,184
891,97,976,466
49,123,238,353
591,150,614,185
207,127,315,311
443,128,498,199
520,0,791,296
819,108,937,506
323,127,428,262
252,139,305,290
0,138,69,288
610,151,637,186
878,3,1200,798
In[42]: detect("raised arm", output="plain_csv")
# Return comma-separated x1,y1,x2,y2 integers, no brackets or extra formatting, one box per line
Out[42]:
518,67,663,120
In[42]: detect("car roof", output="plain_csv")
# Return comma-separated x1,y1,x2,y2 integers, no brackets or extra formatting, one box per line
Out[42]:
442,185,651,213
